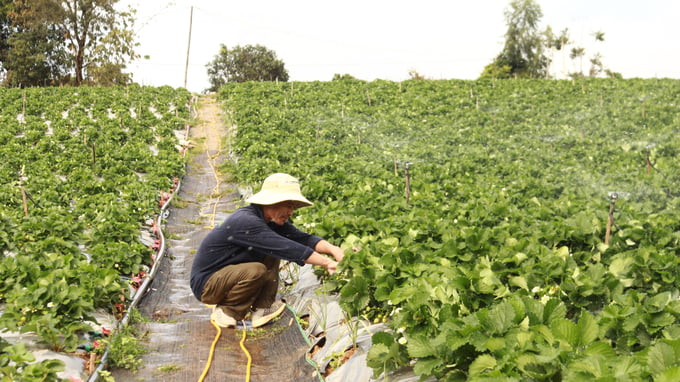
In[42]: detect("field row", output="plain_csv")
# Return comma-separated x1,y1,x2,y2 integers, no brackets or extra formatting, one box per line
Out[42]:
219,78,680,380
0,85,191,379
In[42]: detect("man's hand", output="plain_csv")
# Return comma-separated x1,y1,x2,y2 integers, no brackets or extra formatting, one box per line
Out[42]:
305,252,338,274
326,259,338,275
315,240,345,262
330,247,344,262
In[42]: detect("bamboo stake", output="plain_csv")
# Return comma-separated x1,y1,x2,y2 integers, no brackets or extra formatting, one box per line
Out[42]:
604,193,617,245
19,166,28,216
404,162,411,205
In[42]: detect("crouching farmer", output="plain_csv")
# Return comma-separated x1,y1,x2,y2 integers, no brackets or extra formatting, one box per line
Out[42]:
190,173,344,328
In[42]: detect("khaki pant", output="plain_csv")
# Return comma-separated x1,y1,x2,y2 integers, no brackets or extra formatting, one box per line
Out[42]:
200,256,280,320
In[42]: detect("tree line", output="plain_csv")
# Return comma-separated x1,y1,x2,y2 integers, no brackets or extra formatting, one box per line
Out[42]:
0,0,618,90
200,0,623,88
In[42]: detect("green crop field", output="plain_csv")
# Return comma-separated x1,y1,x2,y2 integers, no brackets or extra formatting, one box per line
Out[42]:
0,78,678,381
0,85,191,379
219,78,680,381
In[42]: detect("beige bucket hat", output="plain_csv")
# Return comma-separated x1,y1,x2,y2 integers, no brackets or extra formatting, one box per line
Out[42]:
246,173,313,208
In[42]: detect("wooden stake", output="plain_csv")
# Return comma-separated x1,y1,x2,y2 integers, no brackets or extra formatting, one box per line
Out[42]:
88,352,96,374
404,163,411,205
604,194,617,245
19,166,28,216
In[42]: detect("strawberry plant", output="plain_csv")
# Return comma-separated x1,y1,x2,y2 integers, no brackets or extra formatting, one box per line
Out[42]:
219,78,680,380
0,85,191,377
0,342,65,382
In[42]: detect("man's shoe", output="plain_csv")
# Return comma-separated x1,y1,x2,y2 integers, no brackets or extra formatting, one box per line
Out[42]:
251,301,286,328
210,306,237,328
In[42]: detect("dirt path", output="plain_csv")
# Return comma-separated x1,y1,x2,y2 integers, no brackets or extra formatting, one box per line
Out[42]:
110,95,317,382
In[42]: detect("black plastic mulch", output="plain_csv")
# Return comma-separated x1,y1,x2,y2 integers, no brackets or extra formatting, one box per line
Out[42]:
110,97,318,382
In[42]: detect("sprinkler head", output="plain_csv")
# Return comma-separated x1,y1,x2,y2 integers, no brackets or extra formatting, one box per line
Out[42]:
607,191,630,201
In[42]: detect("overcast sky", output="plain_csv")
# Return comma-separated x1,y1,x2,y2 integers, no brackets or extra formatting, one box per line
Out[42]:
119,0,680,92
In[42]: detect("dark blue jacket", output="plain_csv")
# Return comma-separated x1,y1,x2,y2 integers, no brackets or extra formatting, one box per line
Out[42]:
190,204,322,300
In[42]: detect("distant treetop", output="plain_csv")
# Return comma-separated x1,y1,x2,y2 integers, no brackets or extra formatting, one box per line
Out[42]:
206,44,288,92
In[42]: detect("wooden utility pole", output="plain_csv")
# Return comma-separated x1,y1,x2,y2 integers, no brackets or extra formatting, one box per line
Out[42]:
184,6,194,89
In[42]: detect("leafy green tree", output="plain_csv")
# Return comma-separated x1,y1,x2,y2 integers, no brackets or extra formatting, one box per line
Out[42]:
332,73,358,81
0,0,68,86
566,30,619,79
589,53,604,77
479,62,512,79
481,0,548,79
55,0,138,85
3,29,67,86
408,69,426,80
543,26,570,77
587,31,606,78
206,44,288,91
553,28,570,51
569,46,586,77
0,0,137,87
0,1,12,80
0,0,10,65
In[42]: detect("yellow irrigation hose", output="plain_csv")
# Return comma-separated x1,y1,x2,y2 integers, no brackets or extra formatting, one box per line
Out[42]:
207,154,220,229
197,99,254,381
200,97,223,230
197,317,253,382
197,319,222,382
239,320,253,382
206,149,221,229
